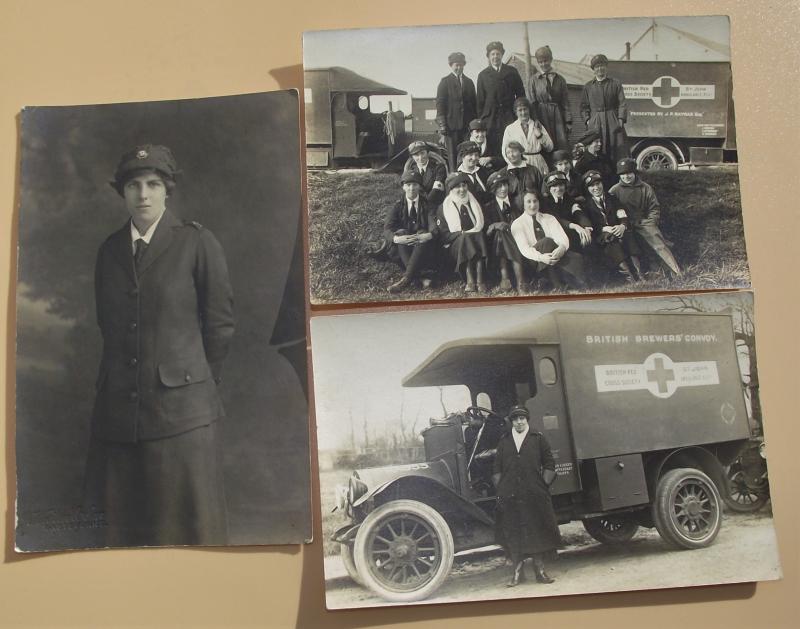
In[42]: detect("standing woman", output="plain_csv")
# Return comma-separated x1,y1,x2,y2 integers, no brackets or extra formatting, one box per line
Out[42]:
580,54,630,163
86,144,235,547
501,97,553,178
528,46,572,154
436,172,488,293
476,41,526,155
493,405,560,586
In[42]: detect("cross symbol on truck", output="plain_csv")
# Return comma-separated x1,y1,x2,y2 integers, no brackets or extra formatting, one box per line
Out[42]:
646,357,676,393
652,77,681,107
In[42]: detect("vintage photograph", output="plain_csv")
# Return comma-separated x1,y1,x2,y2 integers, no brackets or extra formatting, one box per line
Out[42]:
15,91,311,550
311,292,780,608
304,16,750,304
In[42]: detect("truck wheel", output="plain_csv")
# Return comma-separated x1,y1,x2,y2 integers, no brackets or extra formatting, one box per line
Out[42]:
723,468,768,513
652,468,722,549
340,543,364,586
353,499,454,603
636,145,678,171
582,515,639,544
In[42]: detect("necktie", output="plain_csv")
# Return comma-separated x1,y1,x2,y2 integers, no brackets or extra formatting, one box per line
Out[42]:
522,122,529,137
459,204,475,231
409,202,417,224
502,202,510,221
545,72,553,99
532,216,545,240
134,238,148,271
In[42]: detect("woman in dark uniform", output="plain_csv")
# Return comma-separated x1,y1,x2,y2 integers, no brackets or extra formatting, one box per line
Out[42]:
483,170,524,293
86,144,234,547
493,405,561,586
436,172,488,293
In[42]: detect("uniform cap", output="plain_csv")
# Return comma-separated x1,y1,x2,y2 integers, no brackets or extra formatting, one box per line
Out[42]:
111,144,179,193
456,140,480,158
486,41,505,56
545,171,568,188
468,118,487,131
583,170,603,187
408,141,428,156
508,405,530,419
578,129,601,145
448,52,466,65
400,170,423,185
487,171,509,190
617,157,637,175
551,149,572,164
445,171,469,192
590,54,609,69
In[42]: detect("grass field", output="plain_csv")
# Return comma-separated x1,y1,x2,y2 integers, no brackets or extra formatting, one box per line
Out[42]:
308,167,750,304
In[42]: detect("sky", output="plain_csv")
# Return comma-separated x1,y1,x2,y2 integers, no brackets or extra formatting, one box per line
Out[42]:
311,292,752,452
304,16,730,112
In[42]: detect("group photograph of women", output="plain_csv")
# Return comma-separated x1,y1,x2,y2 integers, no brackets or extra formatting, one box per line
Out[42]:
305,17,749,305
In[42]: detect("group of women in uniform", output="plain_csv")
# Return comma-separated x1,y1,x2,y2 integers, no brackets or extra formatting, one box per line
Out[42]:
382,42,681,295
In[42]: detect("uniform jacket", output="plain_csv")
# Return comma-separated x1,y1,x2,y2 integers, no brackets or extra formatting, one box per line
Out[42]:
574,150,616,190
383,195,435,246
435,72,477,134
528,71,572,151
497,164,543,211
92,210,235,443
580,77,630,162
405,159,447,207
542,193,592,232
582,192,630,234
476,63,526,131
483,196,521,227
609,178,660,225
457,164,492,205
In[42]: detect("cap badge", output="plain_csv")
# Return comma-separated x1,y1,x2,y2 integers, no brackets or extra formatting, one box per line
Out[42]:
136,149,148,159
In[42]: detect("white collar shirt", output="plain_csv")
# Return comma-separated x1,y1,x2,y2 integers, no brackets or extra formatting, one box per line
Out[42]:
130,210,166,254
512,426,529,452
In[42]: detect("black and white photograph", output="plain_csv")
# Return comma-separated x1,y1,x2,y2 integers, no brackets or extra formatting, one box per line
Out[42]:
311,291,780,608
15,91,311,550
304,16,750,304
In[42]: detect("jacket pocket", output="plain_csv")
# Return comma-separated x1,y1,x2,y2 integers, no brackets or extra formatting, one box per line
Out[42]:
158,359,211,388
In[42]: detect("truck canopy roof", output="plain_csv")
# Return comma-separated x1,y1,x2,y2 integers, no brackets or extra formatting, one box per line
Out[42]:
304,66,407,95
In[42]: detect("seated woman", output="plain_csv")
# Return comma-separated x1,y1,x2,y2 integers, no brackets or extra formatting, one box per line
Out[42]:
456,140,492,205
468,118,502,173
501,97,553,178
404,140,447,206
436,172,489,293
497,141,543,211
573,129,615,189
510,188,587,290
544,148,584,200
383,171,438,293
581,169,641,282
483,171,524,293
541,171,593,251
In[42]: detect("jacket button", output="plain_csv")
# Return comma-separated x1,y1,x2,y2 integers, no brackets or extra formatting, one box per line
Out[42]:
129,357,138,367
184,373,192,383
129,322,137,331
129,391,139,401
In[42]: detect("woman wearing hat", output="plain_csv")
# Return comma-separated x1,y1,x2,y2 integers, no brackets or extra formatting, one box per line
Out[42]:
574,129,616,189
501,97,553,177
497,140,543,211
580,54,630,163
493,405,561,586
546,149,584,200
476,40,526,156
383,171,438,293
468,118,502,173
581,169,642,282
610,158,681,276
541,171,593,251
436,52,477,170
86,144,234,546
405,140,447,207
483,170,525,292
435,172,488,293
528,46,572,153
456,140,492,205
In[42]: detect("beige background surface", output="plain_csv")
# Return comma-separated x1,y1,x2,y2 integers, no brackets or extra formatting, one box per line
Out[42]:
0,1,797,627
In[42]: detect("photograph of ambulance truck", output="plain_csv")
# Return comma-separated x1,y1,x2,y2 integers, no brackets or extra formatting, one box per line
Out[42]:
311,291,780,608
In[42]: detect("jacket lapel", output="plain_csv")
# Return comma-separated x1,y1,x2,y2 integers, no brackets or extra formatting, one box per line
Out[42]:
107,221,137,284
136,210,181,276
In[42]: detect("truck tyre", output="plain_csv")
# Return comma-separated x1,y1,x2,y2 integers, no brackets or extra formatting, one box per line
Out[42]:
582,515,639,544
723,466,769,513
636,145,678,171
340,542,364,586
353,499,454,602
652,468,722,549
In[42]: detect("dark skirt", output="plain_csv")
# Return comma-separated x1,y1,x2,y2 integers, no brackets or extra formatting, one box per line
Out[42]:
83,421,228,547
596,230,641,267
488,227,523,264
446,231,488,270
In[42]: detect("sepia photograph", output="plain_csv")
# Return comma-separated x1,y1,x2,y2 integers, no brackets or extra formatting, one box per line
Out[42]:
311,291,779,608
15,91,311,550
304,16,750,304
